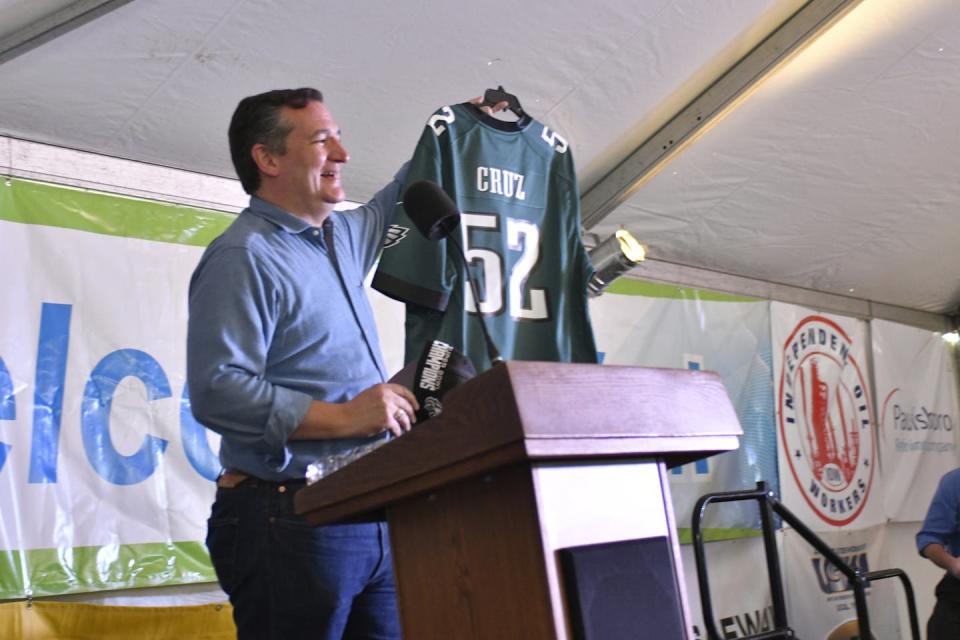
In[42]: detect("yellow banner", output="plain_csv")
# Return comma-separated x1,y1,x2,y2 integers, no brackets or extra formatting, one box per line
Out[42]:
0,601,235,640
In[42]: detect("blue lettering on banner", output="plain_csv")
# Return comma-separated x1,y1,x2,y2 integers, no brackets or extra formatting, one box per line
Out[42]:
812,551,869,594
2,302,218,484
672,457,710,475
0,357,15,472
180,386,219,481
81,349,170,485
673,356,709,476
29,303,72,484
893,404,954,432
719,606,775,638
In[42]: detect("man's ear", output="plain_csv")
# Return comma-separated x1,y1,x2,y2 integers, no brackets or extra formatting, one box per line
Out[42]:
251,144,281,178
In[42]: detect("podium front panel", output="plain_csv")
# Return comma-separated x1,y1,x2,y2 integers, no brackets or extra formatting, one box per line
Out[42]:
559,537,686,640
531,459,689,639
387,463,556,639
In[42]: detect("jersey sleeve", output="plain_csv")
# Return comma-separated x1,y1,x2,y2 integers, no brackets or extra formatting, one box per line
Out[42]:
372,107,456,312
563,151,597,292
555,147,599,363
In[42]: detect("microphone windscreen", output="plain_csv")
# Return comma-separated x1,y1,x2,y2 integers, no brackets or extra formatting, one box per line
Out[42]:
403,180,461,240
412,340,477,422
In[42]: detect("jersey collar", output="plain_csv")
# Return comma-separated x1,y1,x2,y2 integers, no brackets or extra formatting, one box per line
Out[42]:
462,103,532,132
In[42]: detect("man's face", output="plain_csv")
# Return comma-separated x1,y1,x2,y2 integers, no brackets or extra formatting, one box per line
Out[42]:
274,100,349,213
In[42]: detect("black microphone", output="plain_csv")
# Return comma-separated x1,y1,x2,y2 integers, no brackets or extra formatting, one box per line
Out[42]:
402,180,461,240
402,180,504,366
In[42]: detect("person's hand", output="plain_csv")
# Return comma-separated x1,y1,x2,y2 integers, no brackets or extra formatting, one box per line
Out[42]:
469,95,509,116
343,383,419,437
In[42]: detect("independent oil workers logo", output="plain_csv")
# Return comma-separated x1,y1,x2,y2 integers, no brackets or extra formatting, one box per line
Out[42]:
779,316,876,526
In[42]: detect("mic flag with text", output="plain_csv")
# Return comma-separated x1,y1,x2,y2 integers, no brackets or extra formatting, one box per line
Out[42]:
413,339,477,422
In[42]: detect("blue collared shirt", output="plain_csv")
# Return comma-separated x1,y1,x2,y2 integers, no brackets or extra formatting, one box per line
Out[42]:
187,168,406,480
917,468,960,557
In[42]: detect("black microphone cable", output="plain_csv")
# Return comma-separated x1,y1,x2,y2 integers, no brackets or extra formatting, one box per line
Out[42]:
445,232,504,366
402,179,505,367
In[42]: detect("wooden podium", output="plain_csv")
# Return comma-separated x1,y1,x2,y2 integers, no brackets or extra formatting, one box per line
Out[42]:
295,362,741,639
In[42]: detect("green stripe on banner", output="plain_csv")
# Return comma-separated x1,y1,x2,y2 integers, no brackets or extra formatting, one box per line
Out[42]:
606,278,761,303
676,528,762,545
0,542,217,599
0,178,234,246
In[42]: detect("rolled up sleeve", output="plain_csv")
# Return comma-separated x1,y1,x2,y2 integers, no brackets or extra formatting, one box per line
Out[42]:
917,471,960,555
187,246,312,471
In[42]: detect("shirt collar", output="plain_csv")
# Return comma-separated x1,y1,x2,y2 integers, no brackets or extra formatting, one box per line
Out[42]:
248,195,314,234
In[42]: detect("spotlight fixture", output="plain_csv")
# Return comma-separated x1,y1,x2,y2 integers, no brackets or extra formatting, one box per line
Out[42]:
586,228,645,296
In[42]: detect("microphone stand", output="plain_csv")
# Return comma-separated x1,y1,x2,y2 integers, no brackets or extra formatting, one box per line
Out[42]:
446,234,505,366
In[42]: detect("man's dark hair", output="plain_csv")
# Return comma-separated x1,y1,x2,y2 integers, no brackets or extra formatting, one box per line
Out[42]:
228,88,324,194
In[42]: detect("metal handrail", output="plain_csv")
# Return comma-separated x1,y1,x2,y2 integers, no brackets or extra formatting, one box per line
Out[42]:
691,481,921,640
862,568,922,640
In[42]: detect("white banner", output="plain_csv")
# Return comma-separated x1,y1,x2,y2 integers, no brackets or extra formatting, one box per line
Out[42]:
880,520,941,633
872,319,960,522
783,525,901,639
0,219,218,546
0,180,226,596
680,536,775,639
772,302,884,531
591,282,776,532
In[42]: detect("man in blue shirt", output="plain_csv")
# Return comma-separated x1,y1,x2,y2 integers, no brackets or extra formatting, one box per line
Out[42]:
917,468,960,639
187,87,421,639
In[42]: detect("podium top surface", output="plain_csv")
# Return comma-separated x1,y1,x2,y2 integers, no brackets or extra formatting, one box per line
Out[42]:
295,361,741,524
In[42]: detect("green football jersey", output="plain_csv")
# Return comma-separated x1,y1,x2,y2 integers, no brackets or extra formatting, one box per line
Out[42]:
372,103,598,371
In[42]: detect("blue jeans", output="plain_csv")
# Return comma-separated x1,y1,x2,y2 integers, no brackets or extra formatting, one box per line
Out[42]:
206,479,401,640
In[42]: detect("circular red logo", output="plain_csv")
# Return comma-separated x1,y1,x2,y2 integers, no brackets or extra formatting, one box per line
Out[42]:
778,316,875,526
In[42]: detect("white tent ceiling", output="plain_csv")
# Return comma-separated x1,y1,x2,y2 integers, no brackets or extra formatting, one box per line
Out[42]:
1,0,958,315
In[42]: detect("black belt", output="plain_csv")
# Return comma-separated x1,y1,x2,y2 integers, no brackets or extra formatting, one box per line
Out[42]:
217,469,304,490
